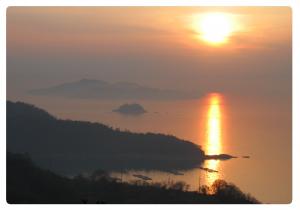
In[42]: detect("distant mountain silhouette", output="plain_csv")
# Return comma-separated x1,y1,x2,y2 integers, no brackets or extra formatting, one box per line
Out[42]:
113,103,147,115
7,101,205,175
28,79,199,100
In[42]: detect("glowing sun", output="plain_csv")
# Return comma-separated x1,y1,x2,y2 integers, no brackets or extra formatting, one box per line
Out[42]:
193,13,236,45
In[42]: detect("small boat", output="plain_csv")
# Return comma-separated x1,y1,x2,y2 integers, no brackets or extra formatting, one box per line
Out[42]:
132,174,152,181
242,156,250,158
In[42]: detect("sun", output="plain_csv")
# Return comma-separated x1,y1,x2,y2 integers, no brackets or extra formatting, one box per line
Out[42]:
193,13,236,45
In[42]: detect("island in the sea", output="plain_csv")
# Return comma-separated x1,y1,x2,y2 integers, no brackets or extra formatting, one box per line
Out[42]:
113,103,147,115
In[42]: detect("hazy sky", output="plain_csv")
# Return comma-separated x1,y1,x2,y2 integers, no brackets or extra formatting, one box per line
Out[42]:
7,7,291,99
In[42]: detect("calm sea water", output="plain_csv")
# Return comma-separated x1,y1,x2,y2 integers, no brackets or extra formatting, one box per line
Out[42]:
10,93,291,203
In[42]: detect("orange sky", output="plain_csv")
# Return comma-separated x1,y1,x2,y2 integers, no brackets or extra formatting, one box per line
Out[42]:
7,7,291,99
7,7,291,54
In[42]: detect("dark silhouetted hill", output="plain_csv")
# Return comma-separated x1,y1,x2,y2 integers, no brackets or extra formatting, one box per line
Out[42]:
28,79,199,100
7,152,260,204
7,101,205,175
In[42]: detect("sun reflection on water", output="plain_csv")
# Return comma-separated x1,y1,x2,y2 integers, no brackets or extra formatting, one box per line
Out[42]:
204,93,223,186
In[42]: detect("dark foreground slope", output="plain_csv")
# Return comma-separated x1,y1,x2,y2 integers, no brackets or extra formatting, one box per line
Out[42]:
7,153,259,204
7,101,204,174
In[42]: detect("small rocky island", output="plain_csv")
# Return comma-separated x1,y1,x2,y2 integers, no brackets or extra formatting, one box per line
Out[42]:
113,103,147,115
204,154,237,160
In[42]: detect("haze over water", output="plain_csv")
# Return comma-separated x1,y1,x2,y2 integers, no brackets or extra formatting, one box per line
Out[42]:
8,91,291,204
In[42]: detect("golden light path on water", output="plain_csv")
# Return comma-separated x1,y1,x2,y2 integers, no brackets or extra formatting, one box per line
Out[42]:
204,93,222,186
